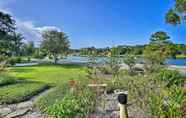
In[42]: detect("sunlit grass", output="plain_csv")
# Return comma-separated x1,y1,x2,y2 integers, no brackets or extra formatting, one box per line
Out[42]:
8,64,87,85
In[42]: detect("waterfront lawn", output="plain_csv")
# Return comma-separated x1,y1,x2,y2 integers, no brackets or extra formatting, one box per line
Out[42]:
8,63,86,84
6,63,90,112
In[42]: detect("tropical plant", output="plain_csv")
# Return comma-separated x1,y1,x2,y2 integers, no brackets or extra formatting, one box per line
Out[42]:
47,89,95,118
8,56,22,65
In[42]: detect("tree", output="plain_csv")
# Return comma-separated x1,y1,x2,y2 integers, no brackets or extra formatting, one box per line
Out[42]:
149,31,170,43
23,41,35,61
0,11,15,56
41,30,70,64
11,33,24,56
0,11,16,71
165,0,186,25
144,31,176,72
33,48,47,59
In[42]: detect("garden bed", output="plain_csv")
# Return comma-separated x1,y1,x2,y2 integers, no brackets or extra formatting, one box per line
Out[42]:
0,75,16,86
0,81,49,104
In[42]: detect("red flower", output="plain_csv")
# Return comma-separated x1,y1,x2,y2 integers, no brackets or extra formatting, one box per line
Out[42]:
68,80,76,87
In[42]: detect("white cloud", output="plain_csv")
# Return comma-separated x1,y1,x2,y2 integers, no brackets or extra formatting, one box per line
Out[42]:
0,0,61,45
16,20,61,44
16,20,41,43
36,26,61,33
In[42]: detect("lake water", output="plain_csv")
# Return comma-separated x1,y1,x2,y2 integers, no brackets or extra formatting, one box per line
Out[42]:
14,56,186,67
165,58,186,66
63,56,186,66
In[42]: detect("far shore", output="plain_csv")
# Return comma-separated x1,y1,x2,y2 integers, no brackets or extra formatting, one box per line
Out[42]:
121,63,186,76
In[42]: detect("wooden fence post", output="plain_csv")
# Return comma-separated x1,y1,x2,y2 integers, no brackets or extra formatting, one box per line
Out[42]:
117,91,128,118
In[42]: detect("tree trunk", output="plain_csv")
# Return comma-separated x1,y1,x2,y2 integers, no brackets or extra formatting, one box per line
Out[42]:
54,55,58,64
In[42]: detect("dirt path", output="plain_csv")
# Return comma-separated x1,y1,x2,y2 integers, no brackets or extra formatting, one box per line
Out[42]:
89,93,147,118
0,88,50,118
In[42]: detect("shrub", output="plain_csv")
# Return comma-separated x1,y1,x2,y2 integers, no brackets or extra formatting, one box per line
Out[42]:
8,57,22,65
47,89,95,118
0,75,16,86
33,50,46,59
123,54,136,75
0,113,2,118
149,86,184,118
98,65,113,74
124,74,184,118
153,68,182,87
105,78,128,94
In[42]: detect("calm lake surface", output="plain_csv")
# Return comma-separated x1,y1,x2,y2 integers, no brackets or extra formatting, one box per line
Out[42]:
63,56,186,66
15,56,186,67
165,58,186,66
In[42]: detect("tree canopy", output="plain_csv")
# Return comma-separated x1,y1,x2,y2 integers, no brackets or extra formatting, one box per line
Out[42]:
0,11,16,56
144,31,176,66
150,31,170,43
41,30,70,64
165,0,186,25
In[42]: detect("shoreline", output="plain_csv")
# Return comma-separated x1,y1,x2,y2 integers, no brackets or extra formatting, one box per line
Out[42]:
121,63,186,76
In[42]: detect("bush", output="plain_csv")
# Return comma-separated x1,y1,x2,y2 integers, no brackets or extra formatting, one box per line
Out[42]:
105,78,128,94
149,86,184,118
123,74,184,118
33,50,46,59
153,68,182,87
8,57,22,65
0,75,16,86
123,54,136,75
0,113,2,118
98,65,113,74
47,89,95,118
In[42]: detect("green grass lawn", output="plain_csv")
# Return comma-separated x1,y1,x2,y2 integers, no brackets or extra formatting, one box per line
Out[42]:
8,63,87,85
0,63,97,117
4,63,90,112
0,81,49,104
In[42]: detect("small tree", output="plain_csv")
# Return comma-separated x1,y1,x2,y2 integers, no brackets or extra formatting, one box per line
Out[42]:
41,30,70,64
11,33,24,56
23,41,35,61
144,31,176,73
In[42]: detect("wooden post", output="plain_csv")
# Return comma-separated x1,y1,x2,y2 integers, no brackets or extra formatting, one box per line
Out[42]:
118,91,128,118
68,80,76,92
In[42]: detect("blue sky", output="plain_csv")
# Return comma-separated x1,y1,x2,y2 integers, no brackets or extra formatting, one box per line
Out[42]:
0,0,185,48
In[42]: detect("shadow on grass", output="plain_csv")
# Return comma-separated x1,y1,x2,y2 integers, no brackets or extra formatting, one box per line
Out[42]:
10,68,36,73
35,62,86,69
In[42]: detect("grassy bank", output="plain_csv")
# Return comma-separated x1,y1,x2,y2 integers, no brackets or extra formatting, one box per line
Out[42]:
176,54,186,59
